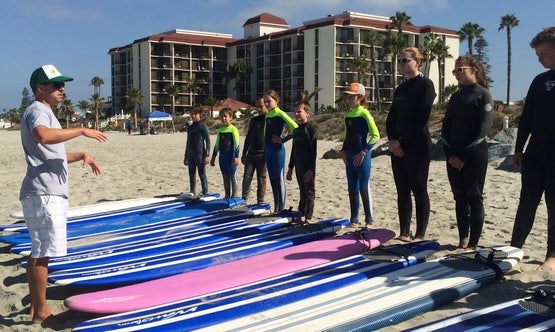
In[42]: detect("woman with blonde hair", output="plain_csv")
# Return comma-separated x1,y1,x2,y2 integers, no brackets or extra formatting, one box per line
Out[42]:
386,47,436,242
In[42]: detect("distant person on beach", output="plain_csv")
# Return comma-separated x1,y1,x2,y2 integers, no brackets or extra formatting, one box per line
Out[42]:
441,55,493,250
241,96,268,204
510,26,555,270
211,108,240,198
263,90,298,212
387,47,436,242
286,101,317,224
341,82,380,229
126,120,132,135
20,65,107,324
183,105,210,195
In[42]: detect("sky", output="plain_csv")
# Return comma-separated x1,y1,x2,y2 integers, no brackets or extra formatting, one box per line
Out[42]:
1,0,554,112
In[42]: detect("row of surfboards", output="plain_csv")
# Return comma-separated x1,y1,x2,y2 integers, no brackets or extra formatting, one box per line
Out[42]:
1,193,553,331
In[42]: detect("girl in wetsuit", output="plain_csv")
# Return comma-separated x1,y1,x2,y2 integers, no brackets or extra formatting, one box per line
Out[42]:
211,108,240,198
341,82,380,229
263,90,298,213
441,55,493,250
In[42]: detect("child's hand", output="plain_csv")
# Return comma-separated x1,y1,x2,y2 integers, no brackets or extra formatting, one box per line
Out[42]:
271,135,283,144
203,156,210,165
210,157,215,167
286,168,293,181
233,157,240,166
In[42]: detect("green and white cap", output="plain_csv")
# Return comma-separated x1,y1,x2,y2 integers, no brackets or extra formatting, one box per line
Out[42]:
30,64,73,89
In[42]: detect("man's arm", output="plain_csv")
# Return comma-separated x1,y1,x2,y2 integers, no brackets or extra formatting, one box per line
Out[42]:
33,126,107,145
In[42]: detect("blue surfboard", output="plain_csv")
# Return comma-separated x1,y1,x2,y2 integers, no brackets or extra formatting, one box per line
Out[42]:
0,197,243,246
48,218,349,287
43,212,289,271
405,288,555,331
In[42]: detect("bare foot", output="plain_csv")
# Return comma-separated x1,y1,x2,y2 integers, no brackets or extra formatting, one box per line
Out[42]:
364,223,372,230
32,313,53,324
396,235,411,243
538,257,555,271
411,237,425,242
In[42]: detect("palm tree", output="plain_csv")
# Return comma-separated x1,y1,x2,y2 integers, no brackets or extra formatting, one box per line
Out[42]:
77,100,89,119
424,33,453,103
383,33,407,89
458,22,485,55
60,97,75,129
300,88,323,103
363,30,384,112
126,88,143,127
223,59,253,94
389,11,412,35
156,95,170,113
204,96,221,118
90,76,104,95
89,93,104,130
165,84,181,116
184,78,203,105
347,56,371,86
499,14,520,106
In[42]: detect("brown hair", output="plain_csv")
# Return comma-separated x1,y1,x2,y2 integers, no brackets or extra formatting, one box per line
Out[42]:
190,104,203,115
294,100,311,114
530,26,555,48
220,107,233,118
264,90,280,105
455,54,489,90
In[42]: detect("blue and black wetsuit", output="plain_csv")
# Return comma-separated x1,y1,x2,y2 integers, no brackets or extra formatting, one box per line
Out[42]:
442,82,493,248
241,114,267,204
342,105,380,225
213,124,240,198
184,121,210,195
264,107,298,212
288,122,317,220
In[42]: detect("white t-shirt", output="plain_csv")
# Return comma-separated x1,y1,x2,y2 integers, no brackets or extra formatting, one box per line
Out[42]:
19,101,69,200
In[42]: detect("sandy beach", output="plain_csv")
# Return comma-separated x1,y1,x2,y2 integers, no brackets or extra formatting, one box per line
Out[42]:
0,129,553,331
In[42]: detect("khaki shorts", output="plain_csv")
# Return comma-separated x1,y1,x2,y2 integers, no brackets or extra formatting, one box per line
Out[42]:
21,195,68,258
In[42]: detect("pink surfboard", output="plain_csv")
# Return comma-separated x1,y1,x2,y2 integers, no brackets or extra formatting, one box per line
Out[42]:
65,228,395,314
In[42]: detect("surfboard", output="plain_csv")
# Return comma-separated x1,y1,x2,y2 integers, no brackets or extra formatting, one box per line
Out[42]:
71,240,439,331
3,193,220,231
48,218,350,287
405,288,555,331
193,246,522,332
0,197,244,246
66,228,396,314
10,204,271,256
42,211,288,271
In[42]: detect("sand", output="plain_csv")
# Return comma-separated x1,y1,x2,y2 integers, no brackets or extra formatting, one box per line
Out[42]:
0,129,553,331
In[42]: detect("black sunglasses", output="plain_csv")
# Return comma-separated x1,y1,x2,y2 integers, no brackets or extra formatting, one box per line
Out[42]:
397,57,414,64
44,82,65,89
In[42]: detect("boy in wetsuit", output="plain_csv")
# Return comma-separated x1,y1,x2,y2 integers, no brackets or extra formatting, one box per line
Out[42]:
241,97,268,204
211,108,240,198
183,105,210,195
286,101,317,223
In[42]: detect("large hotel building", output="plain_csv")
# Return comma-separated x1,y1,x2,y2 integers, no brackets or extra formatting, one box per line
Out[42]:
108,11,459,116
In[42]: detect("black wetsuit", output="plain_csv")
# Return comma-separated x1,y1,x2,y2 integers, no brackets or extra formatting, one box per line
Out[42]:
442,83,493,248
288,122,317,220
511,69,555,257
241,114,267,204
184,121,210,195
387,74,436,239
